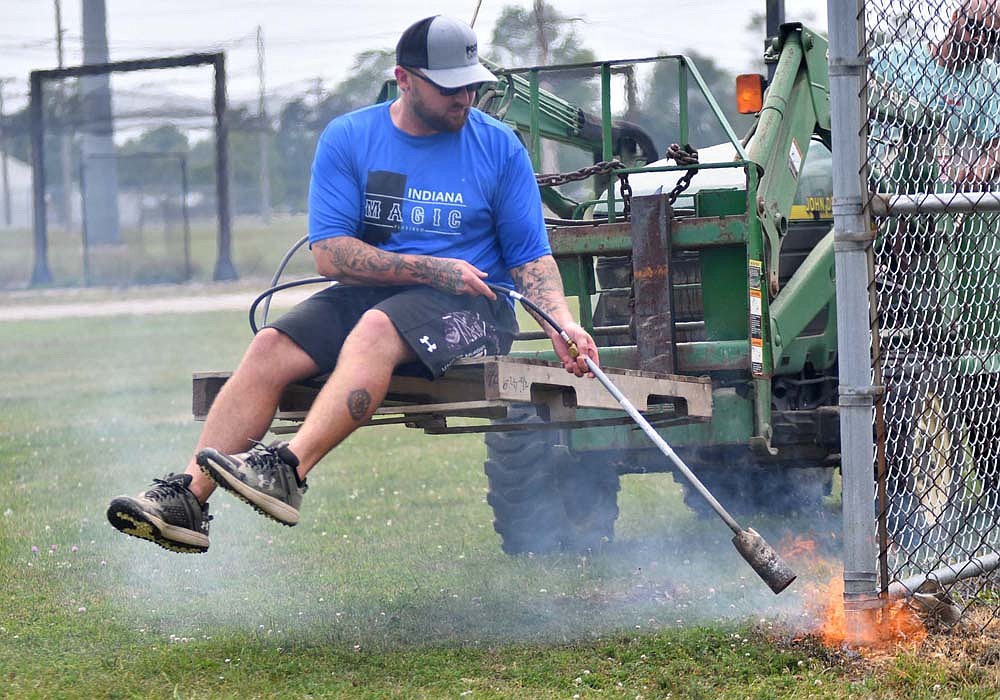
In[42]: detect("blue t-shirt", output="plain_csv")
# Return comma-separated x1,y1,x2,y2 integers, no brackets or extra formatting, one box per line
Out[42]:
308,102,550,290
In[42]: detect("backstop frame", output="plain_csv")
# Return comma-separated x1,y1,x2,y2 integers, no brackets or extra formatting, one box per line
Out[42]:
28,52,236,285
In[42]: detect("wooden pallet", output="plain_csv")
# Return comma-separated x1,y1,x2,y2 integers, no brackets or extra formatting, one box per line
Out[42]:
193,356,712,435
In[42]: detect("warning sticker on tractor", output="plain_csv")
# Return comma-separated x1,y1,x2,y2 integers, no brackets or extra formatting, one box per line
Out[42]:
749,291,762,337
788,138,802,180
751,338,764,374
748,259,762,292
748,259,764,376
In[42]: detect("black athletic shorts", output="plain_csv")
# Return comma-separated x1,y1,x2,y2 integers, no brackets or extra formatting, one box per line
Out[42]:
266,285,518,378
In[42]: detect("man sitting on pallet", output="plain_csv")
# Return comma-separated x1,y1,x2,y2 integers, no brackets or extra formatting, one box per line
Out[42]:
106,14,599,553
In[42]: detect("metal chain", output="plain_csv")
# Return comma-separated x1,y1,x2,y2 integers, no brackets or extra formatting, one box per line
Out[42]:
664,143,699,206
535,158,624,188
666,170,696,206
534,144,698,218
618,172,633,219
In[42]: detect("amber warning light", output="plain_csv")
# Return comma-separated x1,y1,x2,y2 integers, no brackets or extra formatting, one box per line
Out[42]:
736,73,765,114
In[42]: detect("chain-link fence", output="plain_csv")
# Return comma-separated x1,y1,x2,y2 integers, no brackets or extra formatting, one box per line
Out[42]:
80,151,193,284
863,0,1000,626
0,54,241,289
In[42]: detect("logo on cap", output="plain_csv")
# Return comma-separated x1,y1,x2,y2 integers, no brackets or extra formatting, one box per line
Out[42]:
466,43,477,59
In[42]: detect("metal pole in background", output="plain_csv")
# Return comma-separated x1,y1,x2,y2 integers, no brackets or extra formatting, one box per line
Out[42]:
29,72,52,285
179,155,192,281
256,25,271,224
765,0,786,83
79,158,90,285
827,0,881,644
212,52,237,281
80,0,121,245
55,0,75,233
0,78,12,228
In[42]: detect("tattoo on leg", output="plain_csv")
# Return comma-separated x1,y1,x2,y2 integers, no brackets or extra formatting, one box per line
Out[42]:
347,389,372,421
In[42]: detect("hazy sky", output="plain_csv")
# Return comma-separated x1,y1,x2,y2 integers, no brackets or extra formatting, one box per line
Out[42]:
2,0,829,114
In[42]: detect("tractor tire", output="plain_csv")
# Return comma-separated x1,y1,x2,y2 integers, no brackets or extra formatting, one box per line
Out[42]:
484,405,620,554
680,459,835,520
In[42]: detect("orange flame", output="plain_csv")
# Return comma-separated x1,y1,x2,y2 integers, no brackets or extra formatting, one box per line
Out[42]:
810,574,927,649
779,536,928,650
780,535,818,560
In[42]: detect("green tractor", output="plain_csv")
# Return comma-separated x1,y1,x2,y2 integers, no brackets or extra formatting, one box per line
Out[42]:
469,23,842,553
196,23,845,555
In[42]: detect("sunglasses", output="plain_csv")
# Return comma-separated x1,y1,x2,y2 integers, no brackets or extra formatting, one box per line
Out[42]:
407,69,482,96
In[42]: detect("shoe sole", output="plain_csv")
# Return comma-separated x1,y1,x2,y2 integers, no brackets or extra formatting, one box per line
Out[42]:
106,498,209,554
196,449,300,526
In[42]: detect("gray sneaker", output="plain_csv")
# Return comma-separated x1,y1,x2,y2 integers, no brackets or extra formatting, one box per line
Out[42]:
107,473,211,553
197,441,307,526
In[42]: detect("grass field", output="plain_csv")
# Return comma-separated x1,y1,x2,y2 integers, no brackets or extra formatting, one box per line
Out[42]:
2,298,999,698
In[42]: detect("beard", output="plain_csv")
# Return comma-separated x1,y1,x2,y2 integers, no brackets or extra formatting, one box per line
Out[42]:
410,92,470,133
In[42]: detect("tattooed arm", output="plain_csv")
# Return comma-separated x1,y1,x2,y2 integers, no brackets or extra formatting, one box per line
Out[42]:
510,255,599,376
312,236,495,298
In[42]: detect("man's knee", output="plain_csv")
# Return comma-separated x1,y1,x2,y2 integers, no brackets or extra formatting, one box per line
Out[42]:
247,327,296,356
242,328,317,379
347,310,413,363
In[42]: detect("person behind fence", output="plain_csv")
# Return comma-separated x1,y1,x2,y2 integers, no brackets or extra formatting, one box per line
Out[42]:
870,0,1000,514
870,0,1000,189
106,14,599,554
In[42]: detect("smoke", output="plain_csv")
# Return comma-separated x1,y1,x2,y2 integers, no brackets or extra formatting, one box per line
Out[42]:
476,428,844,642
92,463,840,650
11,306,842,649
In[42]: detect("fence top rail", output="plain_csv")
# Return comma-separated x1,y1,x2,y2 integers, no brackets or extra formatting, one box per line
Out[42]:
30,53,224,82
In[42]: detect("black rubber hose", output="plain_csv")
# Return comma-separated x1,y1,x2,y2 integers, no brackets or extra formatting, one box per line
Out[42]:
249,277,331,334
261,235,310,326
485,282,579,351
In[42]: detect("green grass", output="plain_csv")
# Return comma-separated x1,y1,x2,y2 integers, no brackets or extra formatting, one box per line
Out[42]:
1,306,998,698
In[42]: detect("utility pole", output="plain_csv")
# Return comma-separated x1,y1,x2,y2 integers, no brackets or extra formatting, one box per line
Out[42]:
0,78,12,227
55,0,75,232
80,0,121,245
256,25,271,223
765,0,786,83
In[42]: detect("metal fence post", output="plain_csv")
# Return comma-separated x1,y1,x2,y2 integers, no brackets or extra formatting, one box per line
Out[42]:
29,72,52,285
828,0,881,642
179,155,192,281
212,52,237,281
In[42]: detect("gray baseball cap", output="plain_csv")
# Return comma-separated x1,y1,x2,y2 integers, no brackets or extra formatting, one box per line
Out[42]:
396,15,498,88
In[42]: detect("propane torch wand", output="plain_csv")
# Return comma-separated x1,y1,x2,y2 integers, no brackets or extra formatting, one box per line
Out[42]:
487,282,797,595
